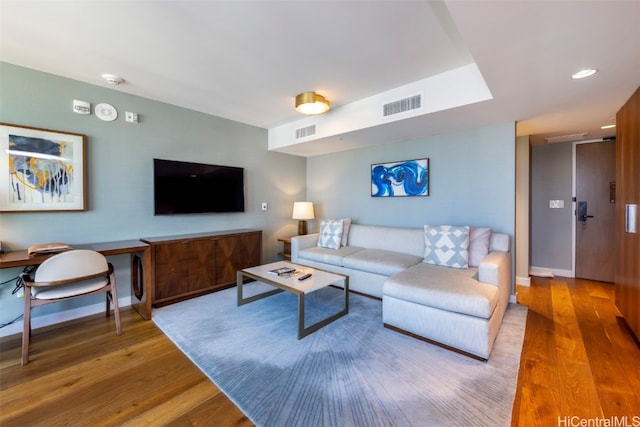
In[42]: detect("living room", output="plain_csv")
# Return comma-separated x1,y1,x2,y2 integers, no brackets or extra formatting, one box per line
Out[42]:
1,1,639,425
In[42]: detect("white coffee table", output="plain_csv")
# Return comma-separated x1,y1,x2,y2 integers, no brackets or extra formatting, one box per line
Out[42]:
237,261,349,339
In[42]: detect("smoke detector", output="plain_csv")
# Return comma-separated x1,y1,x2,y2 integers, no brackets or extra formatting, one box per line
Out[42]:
102,73,125,86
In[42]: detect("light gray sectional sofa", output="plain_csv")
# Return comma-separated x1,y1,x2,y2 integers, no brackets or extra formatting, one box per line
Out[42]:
291,223,512,360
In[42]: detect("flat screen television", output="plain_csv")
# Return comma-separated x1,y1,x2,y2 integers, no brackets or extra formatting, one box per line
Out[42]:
153,158,245,214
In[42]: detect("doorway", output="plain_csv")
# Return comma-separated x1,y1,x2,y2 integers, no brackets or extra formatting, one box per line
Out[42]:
574,140,616,282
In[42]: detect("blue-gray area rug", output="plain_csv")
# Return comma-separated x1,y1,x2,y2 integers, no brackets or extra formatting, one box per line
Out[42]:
153,282,527,427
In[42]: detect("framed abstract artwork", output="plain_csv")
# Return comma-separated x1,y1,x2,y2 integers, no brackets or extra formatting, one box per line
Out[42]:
0,123,87,212
371,157,429,197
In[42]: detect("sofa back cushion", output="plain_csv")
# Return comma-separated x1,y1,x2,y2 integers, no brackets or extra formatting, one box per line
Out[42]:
347,224,424,258
489,233,510,252
468,227,491,267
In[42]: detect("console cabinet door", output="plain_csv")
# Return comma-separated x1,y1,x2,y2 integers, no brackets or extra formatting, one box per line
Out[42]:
146,230,262,306
188,238,217,292
216,232,262,286
153,241,191,301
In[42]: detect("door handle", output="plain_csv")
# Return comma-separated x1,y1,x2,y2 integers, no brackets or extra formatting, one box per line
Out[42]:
626,204,637,233
577,201,595,222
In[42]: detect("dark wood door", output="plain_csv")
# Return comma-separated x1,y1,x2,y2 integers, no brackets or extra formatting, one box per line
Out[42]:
615,86,640,341
575,141,616,282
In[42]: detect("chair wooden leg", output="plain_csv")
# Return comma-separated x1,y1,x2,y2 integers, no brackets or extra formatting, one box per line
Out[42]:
22,293,31,365
109,273,122,335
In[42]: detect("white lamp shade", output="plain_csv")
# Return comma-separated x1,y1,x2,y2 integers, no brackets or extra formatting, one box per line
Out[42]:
292,202,315,220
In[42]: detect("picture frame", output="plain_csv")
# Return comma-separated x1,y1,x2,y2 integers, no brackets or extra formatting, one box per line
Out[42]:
371,157,429,197
0,123,87,212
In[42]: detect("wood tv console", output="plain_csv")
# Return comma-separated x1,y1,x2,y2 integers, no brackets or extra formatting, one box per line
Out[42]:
141,229,261,307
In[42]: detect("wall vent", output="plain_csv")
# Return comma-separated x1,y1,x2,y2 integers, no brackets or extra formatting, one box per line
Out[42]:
383,94,422,117
295,124,316,139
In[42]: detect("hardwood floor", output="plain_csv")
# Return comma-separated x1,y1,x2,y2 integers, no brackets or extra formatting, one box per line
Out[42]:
0,308,252,426
1,276,638,426
512,276,640,426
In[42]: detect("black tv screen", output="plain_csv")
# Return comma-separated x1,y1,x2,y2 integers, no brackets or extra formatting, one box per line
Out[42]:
154,158,245,214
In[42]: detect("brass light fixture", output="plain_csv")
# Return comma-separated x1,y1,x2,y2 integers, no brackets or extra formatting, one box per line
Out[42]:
295,92,330,115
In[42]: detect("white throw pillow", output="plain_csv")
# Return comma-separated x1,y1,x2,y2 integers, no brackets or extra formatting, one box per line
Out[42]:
340,218,352,246
468,227,491,267
317,219,344,250
423,225,470,269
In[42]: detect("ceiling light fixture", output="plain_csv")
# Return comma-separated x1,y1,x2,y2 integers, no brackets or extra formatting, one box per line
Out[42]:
601,124,616,129
102,73,125,85
571,69,598,79
295,92,330,115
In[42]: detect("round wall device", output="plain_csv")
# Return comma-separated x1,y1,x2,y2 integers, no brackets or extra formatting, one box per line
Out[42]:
95,103,118,121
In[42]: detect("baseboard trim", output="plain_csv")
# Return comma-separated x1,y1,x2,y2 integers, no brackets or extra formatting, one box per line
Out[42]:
516,276,531,287
0,297,131,338
529,266,574,279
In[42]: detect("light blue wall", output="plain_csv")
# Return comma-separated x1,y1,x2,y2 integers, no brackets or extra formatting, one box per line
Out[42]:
0,62,306,327
307,123,516,236
0,62,519,332
530,142,573,271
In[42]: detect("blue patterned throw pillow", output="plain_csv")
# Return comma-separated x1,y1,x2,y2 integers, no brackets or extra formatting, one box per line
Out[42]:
423,225,470,269
317,219,344,250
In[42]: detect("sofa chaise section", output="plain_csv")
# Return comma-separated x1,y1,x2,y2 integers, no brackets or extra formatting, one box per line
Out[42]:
382,233,511,360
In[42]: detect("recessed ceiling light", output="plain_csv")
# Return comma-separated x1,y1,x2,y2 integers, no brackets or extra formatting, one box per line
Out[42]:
571,69,598,79
601,124,616,129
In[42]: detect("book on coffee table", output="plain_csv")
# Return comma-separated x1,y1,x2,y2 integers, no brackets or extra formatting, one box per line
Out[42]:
268,267,297,276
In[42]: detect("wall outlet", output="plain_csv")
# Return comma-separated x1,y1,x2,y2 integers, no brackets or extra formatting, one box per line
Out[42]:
261,202,268,211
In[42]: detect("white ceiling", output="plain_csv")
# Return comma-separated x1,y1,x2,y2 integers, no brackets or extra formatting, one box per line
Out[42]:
1,0,639,156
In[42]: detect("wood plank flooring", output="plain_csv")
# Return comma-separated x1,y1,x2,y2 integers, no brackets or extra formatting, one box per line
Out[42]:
512,276,640,426
0,308,252,426
1,276,639,426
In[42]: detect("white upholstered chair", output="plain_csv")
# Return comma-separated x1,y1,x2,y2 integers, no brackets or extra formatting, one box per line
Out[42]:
20,249,122,365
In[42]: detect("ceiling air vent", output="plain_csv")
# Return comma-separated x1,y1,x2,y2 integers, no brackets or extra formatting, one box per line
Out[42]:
544,133,588,144
295,124,316,139
383,94,422,117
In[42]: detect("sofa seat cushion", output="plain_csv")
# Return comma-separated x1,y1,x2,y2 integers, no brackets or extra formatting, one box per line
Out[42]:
298,245,364,267
383,263,499,319
343,249,422,276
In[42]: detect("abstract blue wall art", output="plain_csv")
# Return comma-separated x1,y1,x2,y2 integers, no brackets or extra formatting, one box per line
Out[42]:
1,123,86,212
371,158,429,197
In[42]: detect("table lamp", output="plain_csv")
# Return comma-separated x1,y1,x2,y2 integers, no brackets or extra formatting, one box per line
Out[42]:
292,202,314,235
